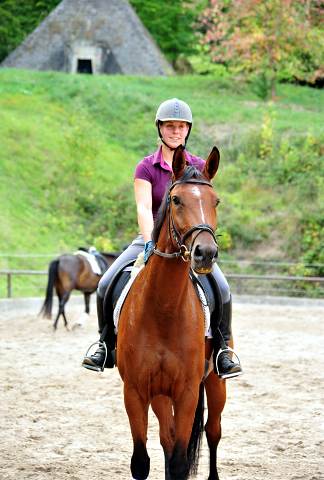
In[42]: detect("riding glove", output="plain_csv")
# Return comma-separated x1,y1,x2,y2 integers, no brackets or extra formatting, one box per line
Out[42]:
144,241,152,265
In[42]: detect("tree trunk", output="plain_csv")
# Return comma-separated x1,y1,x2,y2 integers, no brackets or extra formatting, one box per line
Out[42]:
270,78,276,100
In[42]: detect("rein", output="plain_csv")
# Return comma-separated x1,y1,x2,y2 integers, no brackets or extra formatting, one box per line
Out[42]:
153,178,220,261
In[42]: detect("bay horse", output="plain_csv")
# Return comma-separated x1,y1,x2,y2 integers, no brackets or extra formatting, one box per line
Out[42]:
40,251,120,331
117,146,227,480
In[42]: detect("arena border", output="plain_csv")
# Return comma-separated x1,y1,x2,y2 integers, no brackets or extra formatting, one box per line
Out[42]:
0,294,324,313
0,295,93,313
233,294,324,308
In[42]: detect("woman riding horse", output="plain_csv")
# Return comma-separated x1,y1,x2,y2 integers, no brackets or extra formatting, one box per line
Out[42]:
83,98,242,379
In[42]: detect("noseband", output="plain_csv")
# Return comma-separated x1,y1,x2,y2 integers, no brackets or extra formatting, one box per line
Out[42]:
153,178,220,261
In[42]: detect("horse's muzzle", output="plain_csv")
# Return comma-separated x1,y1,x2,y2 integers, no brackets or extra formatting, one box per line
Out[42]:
191,242,218,275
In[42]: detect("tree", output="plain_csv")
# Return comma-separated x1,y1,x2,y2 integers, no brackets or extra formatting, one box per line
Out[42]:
196,0,324,97
129,0,206,64
0,0,61,63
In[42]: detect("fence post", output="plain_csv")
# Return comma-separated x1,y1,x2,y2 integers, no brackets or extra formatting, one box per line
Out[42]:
8,273,11,298
238,277,242,295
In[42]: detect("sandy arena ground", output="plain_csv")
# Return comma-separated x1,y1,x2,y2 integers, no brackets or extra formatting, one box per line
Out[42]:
0,299,323,480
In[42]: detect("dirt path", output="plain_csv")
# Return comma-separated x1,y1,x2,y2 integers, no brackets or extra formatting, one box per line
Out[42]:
0,301,323,480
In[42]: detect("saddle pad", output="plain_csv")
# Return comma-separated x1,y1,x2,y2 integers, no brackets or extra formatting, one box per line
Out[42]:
195,284,210,335
74,250,101,275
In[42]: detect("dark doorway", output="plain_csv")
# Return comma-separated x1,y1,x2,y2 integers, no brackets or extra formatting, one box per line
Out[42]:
77,59,93,74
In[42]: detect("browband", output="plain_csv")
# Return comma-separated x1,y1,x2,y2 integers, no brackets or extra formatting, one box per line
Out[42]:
169,179,213,192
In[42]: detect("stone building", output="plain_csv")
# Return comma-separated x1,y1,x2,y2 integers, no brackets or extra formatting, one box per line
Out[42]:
0,0,173,76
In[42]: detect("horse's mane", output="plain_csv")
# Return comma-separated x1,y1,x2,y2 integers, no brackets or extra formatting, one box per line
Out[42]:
151,165,207,246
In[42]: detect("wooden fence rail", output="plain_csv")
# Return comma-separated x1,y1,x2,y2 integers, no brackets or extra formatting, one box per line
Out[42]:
225,273,324,295
0,270,324,299
0,270,47,298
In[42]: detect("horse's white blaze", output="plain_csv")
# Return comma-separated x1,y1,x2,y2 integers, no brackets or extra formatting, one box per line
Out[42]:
191,186,205,223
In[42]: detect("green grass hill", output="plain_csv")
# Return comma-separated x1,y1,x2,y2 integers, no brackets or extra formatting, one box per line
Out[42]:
1,68,324,296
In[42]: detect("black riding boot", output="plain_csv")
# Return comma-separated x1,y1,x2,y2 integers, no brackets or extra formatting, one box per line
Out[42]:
82,293,115,371
213,296,243,379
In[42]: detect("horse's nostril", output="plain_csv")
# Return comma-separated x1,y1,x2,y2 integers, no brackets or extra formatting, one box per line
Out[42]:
194,244,218,261
193,245,203,259
213,247,219,262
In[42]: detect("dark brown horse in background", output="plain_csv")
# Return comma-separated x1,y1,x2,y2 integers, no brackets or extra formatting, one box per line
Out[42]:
117,146,227,480
40,251,120,331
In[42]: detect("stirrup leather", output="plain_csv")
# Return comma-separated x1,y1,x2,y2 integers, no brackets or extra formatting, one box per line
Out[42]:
81,340,108,372
215,346,243,379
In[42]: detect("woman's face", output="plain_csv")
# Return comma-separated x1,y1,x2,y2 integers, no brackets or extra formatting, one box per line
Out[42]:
160,120,190,149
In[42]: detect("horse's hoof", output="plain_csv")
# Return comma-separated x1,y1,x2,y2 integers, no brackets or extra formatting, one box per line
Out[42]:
65,325,70,332
72,323,81,331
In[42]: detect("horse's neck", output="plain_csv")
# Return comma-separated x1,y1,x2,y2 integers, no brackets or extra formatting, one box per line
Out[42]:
149,223,191,300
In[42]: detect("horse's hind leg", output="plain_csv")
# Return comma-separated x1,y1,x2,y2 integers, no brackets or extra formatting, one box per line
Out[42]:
62,308,69,330
151,397,175,480
53,310,61,332
53,291,70,331
76,292,91,326
204,340,227,480
124,385,150,480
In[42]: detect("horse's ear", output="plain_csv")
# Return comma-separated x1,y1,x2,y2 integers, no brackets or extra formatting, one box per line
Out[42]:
172,146,186,181
202,146,220,181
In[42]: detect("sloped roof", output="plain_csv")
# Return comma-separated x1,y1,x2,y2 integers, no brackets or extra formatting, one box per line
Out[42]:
0,0,173,76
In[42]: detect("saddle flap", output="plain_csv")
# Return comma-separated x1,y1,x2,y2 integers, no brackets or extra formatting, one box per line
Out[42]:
95,254,109,275
103,259,136,316
112,271,132,310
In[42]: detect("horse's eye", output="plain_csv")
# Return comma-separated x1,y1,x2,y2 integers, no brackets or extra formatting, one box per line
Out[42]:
172,196,181,206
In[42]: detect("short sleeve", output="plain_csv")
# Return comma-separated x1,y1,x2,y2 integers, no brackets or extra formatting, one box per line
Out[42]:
134,159,152,183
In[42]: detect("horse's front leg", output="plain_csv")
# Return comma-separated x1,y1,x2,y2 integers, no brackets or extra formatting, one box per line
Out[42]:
169,385,201,480
204,339,227,480
124,383,150,480
151,396,175,480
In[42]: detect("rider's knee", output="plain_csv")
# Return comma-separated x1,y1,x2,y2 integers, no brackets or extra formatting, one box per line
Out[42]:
97,278,108,298
218,281,230,304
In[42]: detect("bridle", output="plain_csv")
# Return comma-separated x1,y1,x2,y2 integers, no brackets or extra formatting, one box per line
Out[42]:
153,178,221,262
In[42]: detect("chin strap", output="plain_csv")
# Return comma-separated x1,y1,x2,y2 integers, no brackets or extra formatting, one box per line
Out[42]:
161,138,187,151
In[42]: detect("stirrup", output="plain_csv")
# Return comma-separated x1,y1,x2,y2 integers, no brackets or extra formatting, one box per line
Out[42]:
215,346,243,380
81,340,108,372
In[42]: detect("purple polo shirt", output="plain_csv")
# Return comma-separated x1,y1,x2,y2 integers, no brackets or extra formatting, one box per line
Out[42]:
134,146,206,221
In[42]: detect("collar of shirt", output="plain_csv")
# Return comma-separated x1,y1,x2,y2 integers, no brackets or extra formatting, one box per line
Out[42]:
152,145,193,171
160,154,172,172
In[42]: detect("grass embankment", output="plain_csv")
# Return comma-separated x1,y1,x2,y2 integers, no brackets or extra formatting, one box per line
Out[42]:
0,69,323,297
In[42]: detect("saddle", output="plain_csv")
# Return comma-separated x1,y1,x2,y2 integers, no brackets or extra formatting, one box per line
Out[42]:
103,260,223,338
75,247,109,275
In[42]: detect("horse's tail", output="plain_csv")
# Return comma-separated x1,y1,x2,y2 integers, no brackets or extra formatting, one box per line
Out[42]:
39,259,59,319
188,381,205,476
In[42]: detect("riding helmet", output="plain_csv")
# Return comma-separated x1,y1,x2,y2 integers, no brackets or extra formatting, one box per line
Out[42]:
155,98,192,147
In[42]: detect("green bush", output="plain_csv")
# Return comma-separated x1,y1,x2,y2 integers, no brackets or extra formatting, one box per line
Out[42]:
1,69,323,269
